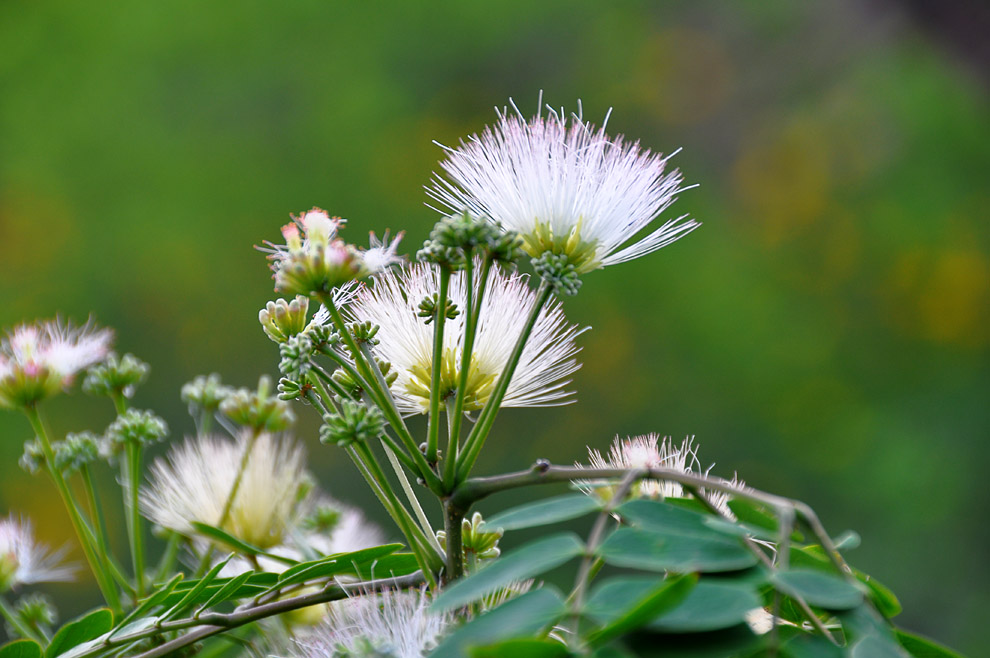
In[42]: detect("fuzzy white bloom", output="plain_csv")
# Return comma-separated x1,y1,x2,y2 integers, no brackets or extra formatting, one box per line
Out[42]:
141,432,310,549
348,262,587,415
428,97,699,273
295,586,452,658
0,319,112,409
262,208,404,297
579,435,744,516
0,516,75,591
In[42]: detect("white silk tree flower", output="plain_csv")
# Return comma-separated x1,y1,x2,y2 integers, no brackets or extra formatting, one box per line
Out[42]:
0,319,112,409
428,98,699,273
295,586,452,658
0,516,75,592
579,434,744,516
141,432,311,549
347,262,587,415
262,208,403,297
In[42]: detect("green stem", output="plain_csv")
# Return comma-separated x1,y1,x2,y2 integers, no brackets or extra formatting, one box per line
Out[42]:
153,533,182,584
444,257,491,487
195,428,261,578
319,295,443,494
23,406,122,614
80,466,132,596
456,282,552,481
426,267,451,464
123,442,146,597
442,499,466,581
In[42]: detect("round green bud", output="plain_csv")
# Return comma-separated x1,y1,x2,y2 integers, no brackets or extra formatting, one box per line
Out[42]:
19,440,45,475
83,353,150,400
532,252,583,296
181,374,233,413
53,432,101,474
106,409,168,452
417,294,460,325
319,399,385,447
220,376,296,432
259,296,311,344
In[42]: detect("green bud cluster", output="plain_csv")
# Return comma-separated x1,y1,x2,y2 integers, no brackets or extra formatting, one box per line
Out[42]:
331,358,396,399
319,399,385,447
279,333,314,377
13,593,57,633
106,409,168,452
53,432,101,474
346,321,380,346
301,503,342,535
436,511,503,565
532,251,583,296
417,294,460,324
417,211,523,268
82,353,150,400
277,375,312,402
220,376,295,432
181,374,233,415
19,440,45,474
259,296,311,344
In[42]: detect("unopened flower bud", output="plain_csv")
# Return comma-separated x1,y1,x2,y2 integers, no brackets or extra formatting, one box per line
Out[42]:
220,376,295,432
279,333,314,377
417,294,459,325
53,432,101,474
82,353,149,400
181,374,233,414
19,440,45,474
106,409,168,453
347,321,380,345
277,375,311,401
302,503,342,534
436,511,503,566
260,296,311,344
532,252,582,296
319,399,385,447
14,592,57,631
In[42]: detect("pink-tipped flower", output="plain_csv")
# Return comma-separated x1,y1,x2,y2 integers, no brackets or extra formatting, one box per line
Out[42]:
0,319,113,410
0,516,75,592
428,97,699,273
262,208,404,297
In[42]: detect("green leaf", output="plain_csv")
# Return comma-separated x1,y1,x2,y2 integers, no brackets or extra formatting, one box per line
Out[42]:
587,574,697,646
190,522,296,564
484,494,601,531
46,609,113,658
160,555,233,620
860,574,901,619
771,569,863,610
0,641,42,658
725,500,804,542
618,499,728,538
350,552,420,579
197,570,256,611
598,527,757,573
584,576,666,624
895,629,965,658
650,581,761,632
431,588,567,658
781,632,845,658
468,638,571,658
432,533,584,611
851,634,910,658
110,573,183,635
275,544,402,588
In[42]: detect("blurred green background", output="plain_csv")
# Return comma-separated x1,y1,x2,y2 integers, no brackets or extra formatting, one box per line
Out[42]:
1,0,987,653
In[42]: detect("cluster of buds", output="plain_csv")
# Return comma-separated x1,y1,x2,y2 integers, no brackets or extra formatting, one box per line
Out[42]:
319,399,386,447
105,409,169,455
301,502,342,535
52,432,102,474
532,251,583,296
82,353,149,400
264,208,402,297
181,373,233,417
220,376,295,433
0,320,113,410
436,512,503,569
417,211,523,268
416,294,459,325
331,357,397,400
259,296,311,344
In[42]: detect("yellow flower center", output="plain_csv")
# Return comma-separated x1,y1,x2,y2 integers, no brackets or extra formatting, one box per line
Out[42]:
523,218,601,274
406,349,497,412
